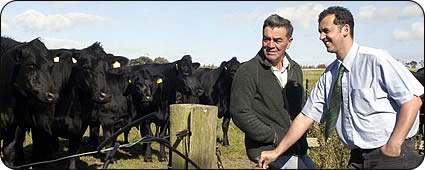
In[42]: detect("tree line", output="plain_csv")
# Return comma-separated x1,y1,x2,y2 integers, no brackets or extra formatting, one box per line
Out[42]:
131,56,423,70
129,56,170,65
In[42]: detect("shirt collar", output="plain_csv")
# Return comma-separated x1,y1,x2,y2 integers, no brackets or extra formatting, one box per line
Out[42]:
272,56,290,72
341,41,359,72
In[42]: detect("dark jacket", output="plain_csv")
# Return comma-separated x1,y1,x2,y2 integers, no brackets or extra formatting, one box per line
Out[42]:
230,50,308,162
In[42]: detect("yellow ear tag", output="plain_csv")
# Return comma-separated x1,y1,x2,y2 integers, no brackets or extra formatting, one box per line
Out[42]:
113,61,121,68
175,63,178,70
72,58,77,64
156,78,163,84
128,79,132,83
53,56,60,63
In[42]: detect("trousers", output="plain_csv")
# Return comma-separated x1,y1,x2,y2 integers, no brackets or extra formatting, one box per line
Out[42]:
268,154,317,169
347,138,424,169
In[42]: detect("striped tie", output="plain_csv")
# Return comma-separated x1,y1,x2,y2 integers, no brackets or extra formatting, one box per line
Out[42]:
324,64,346,139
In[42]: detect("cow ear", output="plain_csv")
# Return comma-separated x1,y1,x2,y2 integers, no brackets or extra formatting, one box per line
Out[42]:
124,74,135,96
108,54,129,68
123,82,133,96
192,62,200,70
112,61,121,68
71,51,80,64
154,75,164,85
116,56,129,67
29,38,48,51
53,56,60,63
220,61,227,68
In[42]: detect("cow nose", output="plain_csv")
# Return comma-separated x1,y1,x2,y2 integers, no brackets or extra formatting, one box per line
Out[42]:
196,88,204,96
145,96,152,101
46,92,55,101
97,91,111,103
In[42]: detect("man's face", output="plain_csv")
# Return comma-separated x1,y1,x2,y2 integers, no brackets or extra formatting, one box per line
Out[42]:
262,26,292,65
318,14,347,54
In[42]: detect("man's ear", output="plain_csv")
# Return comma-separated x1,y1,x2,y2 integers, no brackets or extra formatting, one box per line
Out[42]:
287,37,293,49
342,24,350,37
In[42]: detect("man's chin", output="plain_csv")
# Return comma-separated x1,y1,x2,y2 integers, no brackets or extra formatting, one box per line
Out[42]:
266,53,278,58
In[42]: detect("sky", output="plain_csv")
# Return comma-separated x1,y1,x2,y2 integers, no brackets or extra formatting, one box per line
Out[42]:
1,1,424,67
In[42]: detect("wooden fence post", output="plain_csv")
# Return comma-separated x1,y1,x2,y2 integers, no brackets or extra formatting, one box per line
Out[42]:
170,104,218,169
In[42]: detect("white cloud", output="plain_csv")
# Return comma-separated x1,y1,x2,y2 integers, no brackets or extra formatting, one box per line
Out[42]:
13,9,107,33
0,15,11,34
223,3,325,29
359,4,422,21
223,9,264,24
274,3,325,29
393,22,424,41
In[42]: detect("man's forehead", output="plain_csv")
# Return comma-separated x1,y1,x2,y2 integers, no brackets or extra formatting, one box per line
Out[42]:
320,14,335,26
263,26,287,35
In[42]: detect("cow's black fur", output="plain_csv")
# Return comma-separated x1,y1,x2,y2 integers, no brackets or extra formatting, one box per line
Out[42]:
0,37,58,167
193,57,241,146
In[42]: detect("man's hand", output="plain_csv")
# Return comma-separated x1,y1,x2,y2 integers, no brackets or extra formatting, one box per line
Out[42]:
380,143,402,157
258,150,279,169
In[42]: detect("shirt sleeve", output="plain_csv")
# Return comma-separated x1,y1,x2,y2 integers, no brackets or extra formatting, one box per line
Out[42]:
377,50,424,106
302,71,328,123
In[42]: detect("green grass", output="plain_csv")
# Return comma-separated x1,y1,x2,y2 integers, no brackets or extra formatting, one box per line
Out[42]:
7,68,423,169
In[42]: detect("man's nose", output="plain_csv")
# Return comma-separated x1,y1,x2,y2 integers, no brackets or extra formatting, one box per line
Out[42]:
267,41,276,48
319,32,326,40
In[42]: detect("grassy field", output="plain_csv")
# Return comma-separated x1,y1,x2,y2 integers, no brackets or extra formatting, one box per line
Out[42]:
10,68,424,169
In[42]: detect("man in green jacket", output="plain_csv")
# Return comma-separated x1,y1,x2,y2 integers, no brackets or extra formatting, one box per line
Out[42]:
230,14,316,169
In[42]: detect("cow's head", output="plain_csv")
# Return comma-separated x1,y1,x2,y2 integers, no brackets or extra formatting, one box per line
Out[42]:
49,49,76,93
221,57,241,81
173,55,202,96
175,55,200,77
71,42,112,103
181,76,204,97
10,38,58,103
124,69,162,106
412,67,424,114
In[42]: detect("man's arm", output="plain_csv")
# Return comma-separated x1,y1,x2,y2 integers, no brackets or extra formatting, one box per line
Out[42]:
258,112,314,169
381,96,422,156
376,52,424,156
230,66,275,144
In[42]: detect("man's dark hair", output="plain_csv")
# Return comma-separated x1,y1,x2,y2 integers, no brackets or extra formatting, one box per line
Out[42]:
263,14,293,38
318,6,354,38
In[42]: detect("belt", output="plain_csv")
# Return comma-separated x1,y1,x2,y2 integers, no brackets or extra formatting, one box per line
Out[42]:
352,138,412,153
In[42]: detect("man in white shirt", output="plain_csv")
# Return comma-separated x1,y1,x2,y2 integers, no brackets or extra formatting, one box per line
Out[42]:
258,6,424,169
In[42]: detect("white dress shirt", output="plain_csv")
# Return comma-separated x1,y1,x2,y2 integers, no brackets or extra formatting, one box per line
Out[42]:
302,42,424,149
272,56,290,88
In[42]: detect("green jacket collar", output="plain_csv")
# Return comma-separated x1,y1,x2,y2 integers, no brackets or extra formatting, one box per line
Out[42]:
256,49,295,71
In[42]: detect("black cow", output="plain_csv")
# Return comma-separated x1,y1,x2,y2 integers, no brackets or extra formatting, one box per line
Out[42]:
0,36,20,143
124,55,203,162
193,57,241,146
0,37,58,167
86,54,137,163
30,42,117,169
124,68,164,162
411,67,424,148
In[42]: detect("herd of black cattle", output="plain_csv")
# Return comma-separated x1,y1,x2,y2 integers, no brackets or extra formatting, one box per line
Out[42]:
0,37,241,168
0,37,424,169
